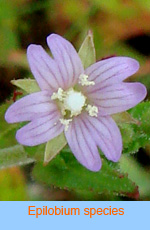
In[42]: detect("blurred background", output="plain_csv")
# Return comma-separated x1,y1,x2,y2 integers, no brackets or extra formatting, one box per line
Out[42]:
1,0,150,201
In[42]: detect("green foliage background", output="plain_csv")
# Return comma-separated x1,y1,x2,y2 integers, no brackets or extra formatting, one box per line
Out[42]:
1,0,150,201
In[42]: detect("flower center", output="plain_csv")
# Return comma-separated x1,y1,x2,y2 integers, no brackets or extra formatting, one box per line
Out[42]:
51,83,98,131
64,89,86,116
51,88,86,118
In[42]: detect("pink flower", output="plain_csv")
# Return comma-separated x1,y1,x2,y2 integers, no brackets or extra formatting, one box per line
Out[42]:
5,34,147,171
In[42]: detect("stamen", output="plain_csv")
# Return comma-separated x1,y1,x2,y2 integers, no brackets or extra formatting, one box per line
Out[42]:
78,74,95,86
59,118,72,131
51,88,66,101
86,104,98,117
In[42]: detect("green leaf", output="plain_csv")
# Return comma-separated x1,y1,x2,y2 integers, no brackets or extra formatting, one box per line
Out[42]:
120,155,150,198
78,30,96,68
11,79,40,94
120,102,150,154
0,145,35,170
24,144,45,162
33,151,136,197
44,133,67,165
0,102,19,149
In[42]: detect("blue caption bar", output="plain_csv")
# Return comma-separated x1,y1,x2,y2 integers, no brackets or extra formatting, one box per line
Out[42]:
0,201,148,229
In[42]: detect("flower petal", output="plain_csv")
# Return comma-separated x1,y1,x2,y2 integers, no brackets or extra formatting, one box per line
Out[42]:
5,91,58,123
47,34,84,89
65,115,101,172
84,57,139,93
87,82,147,115
81,113,122,162
27,44,64,91
16,113,64,146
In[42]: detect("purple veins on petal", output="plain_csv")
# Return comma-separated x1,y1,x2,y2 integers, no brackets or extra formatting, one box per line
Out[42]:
27,45,63,91
5,91,58,123
47,34,84,89
64,115,102,172
16,112,64,146
84,57,139,93
82,112,122,162
87,82,147,115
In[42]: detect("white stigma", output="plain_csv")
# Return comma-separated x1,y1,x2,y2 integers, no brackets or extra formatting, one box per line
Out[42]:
64,89,86,116
78,74,95,86
86,105,98,117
